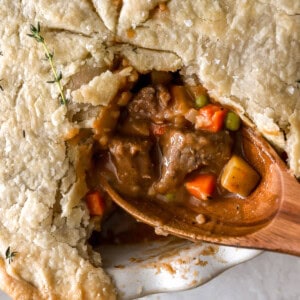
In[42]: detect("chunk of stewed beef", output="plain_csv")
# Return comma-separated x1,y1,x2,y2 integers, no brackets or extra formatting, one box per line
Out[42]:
108,137,154,197
128,86,158,120
152,129,232,194
127,85,188,125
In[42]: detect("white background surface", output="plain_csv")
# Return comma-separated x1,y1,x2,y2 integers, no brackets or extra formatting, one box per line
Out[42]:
0,251,299,299
144,252,300,300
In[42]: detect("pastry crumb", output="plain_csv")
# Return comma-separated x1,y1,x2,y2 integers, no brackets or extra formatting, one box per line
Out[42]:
195,214,206,225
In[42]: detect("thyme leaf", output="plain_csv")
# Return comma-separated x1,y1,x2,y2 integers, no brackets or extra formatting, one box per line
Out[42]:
28,23,68,105
5,247,17,264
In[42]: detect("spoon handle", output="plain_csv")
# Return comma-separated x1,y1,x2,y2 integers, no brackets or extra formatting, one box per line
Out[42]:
267,169,300,255
232,169,300,256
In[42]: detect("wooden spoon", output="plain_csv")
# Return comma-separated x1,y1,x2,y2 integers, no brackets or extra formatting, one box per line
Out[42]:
99,127,300,256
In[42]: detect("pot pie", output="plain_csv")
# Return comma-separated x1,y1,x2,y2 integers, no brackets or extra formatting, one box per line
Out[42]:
0,0,299,299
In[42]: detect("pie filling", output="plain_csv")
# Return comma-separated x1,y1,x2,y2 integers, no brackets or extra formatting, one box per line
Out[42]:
80,65,261,240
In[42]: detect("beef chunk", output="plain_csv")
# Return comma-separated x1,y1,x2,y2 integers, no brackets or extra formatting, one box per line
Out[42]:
127,85,174,123
152,129,232,194
128,86,158,120
156,84,171,108
108,137,154,197
127,85,196,129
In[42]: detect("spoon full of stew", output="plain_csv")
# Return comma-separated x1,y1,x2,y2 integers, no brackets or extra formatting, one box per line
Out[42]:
89,70,300,256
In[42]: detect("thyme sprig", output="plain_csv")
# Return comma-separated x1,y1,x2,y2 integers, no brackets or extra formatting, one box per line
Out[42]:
0,79,3,91
5,246,17,264
27,23,68,105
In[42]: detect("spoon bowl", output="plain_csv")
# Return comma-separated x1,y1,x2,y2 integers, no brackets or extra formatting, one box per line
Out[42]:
100,127,300,256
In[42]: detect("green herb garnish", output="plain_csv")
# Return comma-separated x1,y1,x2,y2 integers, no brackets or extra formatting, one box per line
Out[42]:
27,23,68,105
5,247,17,264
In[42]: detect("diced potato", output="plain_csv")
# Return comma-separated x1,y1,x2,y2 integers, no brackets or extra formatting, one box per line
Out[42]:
170,85,193,114
187,85,208,99
221,155,260,197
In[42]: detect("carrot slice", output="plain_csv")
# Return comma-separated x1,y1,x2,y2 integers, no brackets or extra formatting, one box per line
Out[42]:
185,174,216,200
196,104,227,132
85,191,105,216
